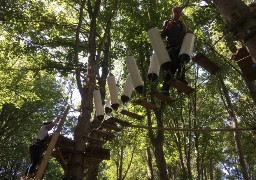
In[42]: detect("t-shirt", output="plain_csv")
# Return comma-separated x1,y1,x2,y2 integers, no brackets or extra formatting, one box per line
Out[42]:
161,19,186,49
36,126,48,140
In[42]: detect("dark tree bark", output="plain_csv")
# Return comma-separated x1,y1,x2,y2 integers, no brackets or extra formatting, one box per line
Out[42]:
147,107,169,180
172,118,188,179
65,0,102,179
218,76,249,180
209,159,214,180
117,146,124,180
146,147,154,180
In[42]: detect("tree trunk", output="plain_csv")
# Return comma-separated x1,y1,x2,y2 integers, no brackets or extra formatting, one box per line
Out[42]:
218,76,249,180
65,0,102,179
172,118,187,179
146,147,154,180
191,81,200,180
194,133,200,180
117,147,124,180
209,159,214,180
147,108,169,180
213,0,256,63
86,165,99,180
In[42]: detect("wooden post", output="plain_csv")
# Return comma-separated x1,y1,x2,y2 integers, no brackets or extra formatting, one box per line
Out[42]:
34,106,70,180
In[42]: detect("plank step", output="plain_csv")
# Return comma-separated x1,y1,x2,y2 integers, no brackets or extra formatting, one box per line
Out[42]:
84,146,110,160
107,117,131,126
193,53,221,75
151,91,174,103
91,129,115,140
135,99,159,111
169,80,194,95
84,136,105,145
101,122,121,131
120,109,144,120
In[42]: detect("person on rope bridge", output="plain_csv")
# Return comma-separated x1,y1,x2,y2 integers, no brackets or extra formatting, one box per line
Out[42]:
161,6,188,95
23,116,60,179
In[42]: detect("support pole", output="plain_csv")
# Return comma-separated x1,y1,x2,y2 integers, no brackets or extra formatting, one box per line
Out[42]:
35,106,70,180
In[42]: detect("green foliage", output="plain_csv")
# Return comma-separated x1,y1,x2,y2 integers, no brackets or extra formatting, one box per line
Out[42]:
1,0,256,179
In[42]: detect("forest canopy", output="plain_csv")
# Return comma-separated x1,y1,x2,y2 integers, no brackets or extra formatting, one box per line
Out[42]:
0,0,256,179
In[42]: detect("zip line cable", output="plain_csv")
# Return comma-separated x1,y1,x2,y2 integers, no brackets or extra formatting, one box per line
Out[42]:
126,124,256,132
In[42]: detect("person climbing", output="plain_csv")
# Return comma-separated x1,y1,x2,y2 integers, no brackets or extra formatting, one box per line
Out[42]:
23,116,60,179
161,6,187,95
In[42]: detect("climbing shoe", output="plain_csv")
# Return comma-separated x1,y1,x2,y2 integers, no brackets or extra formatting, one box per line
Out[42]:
161,90,170,96
177,77,188,85
161,85,170,96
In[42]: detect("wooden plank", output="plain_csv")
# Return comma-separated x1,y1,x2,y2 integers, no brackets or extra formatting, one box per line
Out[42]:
120,109,144,120
101,122,121,131
84,146,110,160
35,106,70,180
55,135,74,150
169,80,194,95
55,148,68,171
151,91,174,103
135,99,159,111
84,157,103,168
107,117,132,126
233,48,256,81
84,136,105,145
91,129,115,141
193,53,221,75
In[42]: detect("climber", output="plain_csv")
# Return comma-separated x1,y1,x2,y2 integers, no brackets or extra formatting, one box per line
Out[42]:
23,116,60,179
161,6,188,95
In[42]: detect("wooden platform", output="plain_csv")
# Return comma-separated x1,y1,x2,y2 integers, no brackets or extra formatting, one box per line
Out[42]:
120,109,144,120
101,121,121,131
233,47,256,81
135,99,159,111
84,157,104,168
193,53,221,75
84,136,105,145
151,91,174,103
169,80,194,95
107,117,131,126
84,146,110,159
90,129,115,140
50,135,110,171
51,135,73,168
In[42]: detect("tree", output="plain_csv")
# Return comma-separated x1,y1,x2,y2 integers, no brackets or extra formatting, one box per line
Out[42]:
1,0,256,179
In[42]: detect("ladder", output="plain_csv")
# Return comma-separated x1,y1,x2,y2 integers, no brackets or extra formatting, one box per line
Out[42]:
34,106,70,180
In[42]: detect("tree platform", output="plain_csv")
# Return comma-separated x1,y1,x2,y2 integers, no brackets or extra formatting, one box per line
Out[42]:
49,135,110,171
107,117,132,126
169,80,194,95
134,99,159,111
84,146,110,159
193,53,221,75
84,136,105,145
151,91,174,103
120,109,144,120
90,129,115,141
233,47,256,82
101,121,122,131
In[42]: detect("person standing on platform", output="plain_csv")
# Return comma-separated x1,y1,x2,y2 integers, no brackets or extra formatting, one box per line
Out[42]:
161,6,187,95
